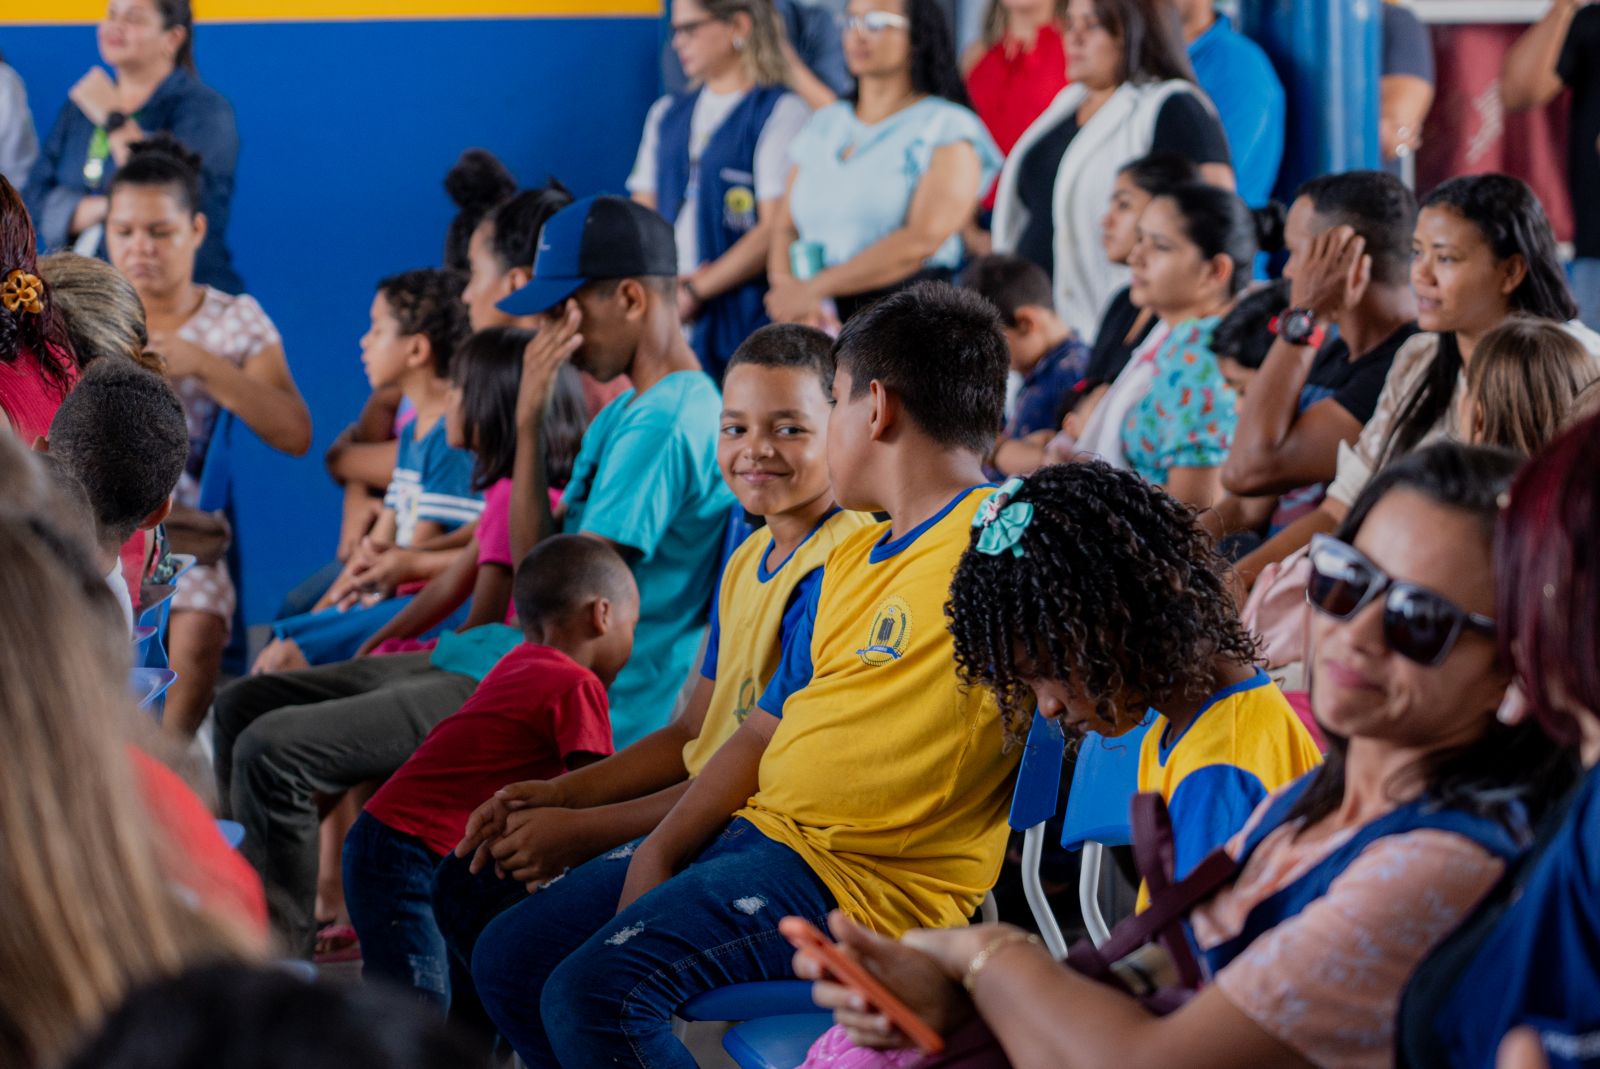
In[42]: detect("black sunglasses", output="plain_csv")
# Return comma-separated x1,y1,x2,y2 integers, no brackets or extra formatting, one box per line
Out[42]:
1305,534,1496,667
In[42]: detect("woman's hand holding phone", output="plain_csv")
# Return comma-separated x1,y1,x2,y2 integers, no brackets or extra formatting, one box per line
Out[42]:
782,913,972,1053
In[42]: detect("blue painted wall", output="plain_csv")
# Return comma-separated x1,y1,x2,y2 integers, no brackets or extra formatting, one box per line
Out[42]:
4,17,660,622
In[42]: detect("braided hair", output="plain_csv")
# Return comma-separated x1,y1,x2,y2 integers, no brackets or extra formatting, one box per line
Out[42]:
946,461,1258,742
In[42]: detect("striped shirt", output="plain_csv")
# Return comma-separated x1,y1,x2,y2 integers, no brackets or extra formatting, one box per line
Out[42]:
383,414,482,546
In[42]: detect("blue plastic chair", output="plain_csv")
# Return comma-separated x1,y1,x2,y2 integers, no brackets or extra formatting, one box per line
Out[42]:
130,667,178,710
723,1015,838,1069
1059,716,1154,947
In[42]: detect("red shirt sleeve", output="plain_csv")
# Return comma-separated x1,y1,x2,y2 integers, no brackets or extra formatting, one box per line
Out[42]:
549,676,616,767
129,747,269,939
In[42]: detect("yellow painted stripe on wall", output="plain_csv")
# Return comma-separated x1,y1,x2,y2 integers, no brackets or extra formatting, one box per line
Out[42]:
2,0,659,24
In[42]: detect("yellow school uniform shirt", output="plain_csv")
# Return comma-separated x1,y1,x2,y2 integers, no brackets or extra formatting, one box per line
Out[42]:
681,508,872,777
737,486,1021,935
1134,670,1323,909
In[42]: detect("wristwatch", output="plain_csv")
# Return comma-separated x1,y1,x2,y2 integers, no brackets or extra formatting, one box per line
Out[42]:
104,111,129,133
1272,307,1327,348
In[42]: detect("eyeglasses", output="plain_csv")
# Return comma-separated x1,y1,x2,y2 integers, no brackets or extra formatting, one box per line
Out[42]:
670,16,718,38
838,11,911,35
1306,534,1496,667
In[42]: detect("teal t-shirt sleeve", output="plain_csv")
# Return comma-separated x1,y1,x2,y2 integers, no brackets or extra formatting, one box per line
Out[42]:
575,414,691,560
756,567,823,718
1167,764,1268,880
418,427,484,530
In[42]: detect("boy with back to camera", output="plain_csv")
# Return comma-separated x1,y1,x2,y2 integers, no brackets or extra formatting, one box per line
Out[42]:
468,282,1023,1069
42,358,189,631
343,535,636,1007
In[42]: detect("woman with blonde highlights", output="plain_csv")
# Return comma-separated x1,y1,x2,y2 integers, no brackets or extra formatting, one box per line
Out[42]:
0,439,247,1069
39,251,164,373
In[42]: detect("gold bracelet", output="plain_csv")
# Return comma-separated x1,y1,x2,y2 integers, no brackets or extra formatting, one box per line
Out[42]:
962,931,1043,995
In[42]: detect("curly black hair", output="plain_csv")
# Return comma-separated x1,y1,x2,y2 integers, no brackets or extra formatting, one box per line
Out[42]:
946,461,1258,741
376,268,469,378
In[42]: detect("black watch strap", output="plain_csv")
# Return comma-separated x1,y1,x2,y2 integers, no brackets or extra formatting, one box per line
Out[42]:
105,111,129,133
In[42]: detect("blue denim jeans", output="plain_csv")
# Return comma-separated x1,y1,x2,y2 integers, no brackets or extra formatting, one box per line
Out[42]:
343,812,450,1004
1571,257,1600,332
468,818,835,1069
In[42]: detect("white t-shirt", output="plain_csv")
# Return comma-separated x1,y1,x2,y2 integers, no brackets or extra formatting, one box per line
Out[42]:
106,561,134,634
627,88,811,274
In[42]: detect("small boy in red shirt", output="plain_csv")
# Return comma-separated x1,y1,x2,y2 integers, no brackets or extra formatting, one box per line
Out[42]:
343,533,637,1005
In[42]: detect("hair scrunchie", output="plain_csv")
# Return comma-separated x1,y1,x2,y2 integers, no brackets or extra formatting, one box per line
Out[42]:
1,270,44,316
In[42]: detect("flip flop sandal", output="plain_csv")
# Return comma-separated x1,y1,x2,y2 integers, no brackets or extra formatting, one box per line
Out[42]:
313,923,362,965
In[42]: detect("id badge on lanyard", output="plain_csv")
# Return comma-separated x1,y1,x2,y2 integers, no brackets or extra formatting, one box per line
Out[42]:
83,126,112,189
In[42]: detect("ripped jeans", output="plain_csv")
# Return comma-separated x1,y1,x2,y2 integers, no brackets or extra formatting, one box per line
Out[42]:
467,818,835,1068
342,812,451,1003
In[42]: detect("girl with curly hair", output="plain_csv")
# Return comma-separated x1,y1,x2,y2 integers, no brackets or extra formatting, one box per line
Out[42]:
945,461,1321,888
796,460,1318,1068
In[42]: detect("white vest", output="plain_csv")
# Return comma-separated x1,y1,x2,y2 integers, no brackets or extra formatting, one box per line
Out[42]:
991,79,1209,338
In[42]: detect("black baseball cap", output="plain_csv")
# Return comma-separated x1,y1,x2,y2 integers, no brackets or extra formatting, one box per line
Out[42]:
498,194,678,317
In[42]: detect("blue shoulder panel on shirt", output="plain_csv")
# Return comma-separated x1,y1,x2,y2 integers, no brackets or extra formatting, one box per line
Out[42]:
1167,764,1268,880
755,566,823,718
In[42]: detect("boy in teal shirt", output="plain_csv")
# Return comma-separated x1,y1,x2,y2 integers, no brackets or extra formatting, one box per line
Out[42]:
500,194,733,746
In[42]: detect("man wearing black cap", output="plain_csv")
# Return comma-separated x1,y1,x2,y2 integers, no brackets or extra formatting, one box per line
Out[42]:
499,193,733,748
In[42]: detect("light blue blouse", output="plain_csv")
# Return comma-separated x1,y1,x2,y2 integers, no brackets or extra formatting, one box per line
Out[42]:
787,97,1001,272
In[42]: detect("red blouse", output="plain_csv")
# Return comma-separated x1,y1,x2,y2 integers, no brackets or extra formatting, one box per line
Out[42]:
0,344,78,444
966,24,1070,208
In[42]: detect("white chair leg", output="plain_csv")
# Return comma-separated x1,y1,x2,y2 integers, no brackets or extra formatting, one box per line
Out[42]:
1080,841,1112,948
1020,823,1069,960
978,891,999,925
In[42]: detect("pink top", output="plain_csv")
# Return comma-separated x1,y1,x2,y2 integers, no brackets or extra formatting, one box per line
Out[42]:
0,344,77,443
1188,793,1506,1069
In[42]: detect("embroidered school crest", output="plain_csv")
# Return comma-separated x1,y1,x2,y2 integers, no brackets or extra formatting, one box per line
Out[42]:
733,677,758,723
856,596,912,666
723,185,757,231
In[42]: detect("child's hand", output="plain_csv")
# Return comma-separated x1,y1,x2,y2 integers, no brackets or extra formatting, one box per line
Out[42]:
489,807,597,889
615,839,674,913
455,779,565,868
348,546,415,600
516,301,582,432
250,637,308,677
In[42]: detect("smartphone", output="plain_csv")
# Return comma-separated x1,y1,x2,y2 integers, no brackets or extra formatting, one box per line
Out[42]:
779,917,946,1055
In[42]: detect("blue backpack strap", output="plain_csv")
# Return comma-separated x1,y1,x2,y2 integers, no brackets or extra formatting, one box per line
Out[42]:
653,89,700,230
1207,795,1526,974
1232,772,1317,864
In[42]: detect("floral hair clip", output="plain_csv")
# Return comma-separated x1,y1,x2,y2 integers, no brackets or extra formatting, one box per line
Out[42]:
1,270,44,316
972,477,1034,558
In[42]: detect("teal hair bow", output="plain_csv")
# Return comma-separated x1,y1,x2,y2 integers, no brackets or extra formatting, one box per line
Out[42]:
972,477,1033,558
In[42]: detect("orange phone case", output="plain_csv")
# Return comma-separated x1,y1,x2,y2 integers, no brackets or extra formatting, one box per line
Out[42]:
781,917,946,1055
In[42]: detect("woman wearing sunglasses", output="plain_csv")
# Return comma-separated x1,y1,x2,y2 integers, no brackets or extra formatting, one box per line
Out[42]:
1397,413,1600,1069
763,0,1002,326
788,441,1566,1069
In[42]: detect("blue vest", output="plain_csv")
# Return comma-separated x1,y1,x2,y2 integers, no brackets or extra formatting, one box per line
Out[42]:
1204,772,1526,974
655,86,787,380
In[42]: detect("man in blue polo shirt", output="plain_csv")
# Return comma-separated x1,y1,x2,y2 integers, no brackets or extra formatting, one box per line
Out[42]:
1179,0,1286,207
